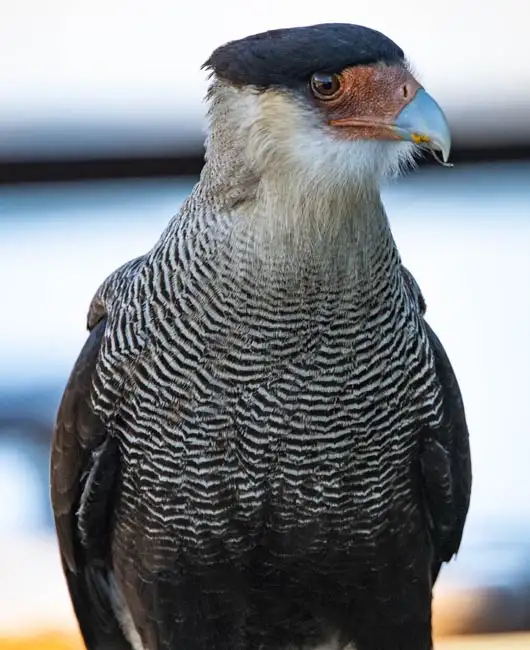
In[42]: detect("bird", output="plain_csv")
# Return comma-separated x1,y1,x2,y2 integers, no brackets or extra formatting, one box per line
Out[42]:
51,22,472,650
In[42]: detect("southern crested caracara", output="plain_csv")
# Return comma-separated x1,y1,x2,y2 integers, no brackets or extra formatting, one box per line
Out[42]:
51,23,471,650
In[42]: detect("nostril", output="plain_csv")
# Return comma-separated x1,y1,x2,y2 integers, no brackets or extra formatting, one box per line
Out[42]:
402,84,410,99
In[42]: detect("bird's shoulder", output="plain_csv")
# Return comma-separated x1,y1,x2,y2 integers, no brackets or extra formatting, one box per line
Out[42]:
400,264,426,316
52,255,146,567
87,254,146,329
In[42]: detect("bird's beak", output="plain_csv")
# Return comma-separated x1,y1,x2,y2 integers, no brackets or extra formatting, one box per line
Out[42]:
329,75,452,163
390,88,451,163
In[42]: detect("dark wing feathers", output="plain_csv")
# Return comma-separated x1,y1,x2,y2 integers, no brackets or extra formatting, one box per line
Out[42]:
402,265,471,578
51,317,107,570
422,319,472,566
50,317,130,650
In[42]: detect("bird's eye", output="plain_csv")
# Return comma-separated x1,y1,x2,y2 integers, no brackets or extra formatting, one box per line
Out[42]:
310,72,342,99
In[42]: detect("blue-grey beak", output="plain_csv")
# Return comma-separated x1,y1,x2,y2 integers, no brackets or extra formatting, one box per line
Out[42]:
392,88,452,163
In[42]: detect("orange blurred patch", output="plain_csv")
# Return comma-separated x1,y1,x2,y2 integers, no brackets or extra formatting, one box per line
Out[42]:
437,633,530,649
0,631,83,650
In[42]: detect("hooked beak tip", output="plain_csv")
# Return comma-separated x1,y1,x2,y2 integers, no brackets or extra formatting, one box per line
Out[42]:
392,88,452,163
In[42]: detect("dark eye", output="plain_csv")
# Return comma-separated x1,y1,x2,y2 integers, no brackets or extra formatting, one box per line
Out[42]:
310,72,342,99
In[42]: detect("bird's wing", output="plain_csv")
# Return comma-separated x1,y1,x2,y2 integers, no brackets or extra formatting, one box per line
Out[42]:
50,315,131,650
420,319,472,582
402,266,472,581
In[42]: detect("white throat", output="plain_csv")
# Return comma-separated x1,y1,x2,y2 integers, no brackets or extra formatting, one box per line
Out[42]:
195,79,411,280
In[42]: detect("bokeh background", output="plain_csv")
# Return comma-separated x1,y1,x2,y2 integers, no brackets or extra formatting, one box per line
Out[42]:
1,2,529,648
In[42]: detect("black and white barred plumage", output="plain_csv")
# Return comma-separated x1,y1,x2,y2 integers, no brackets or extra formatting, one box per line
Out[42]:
51,23,471,650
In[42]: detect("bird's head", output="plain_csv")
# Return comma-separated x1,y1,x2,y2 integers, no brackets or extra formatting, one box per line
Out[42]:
202,24,450,191
200,24,451,262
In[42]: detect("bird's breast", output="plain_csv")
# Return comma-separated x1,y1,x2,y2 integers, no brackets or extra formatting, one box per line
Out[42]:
95,259,441,560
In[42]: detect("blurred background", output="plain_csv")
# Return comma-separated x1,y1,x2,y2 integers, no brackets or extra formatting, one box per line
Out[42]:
1,2,529,649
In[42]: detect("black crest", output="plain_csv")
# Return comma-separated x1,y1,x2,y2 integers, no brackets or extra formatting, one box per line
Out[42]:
203,23,404,89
